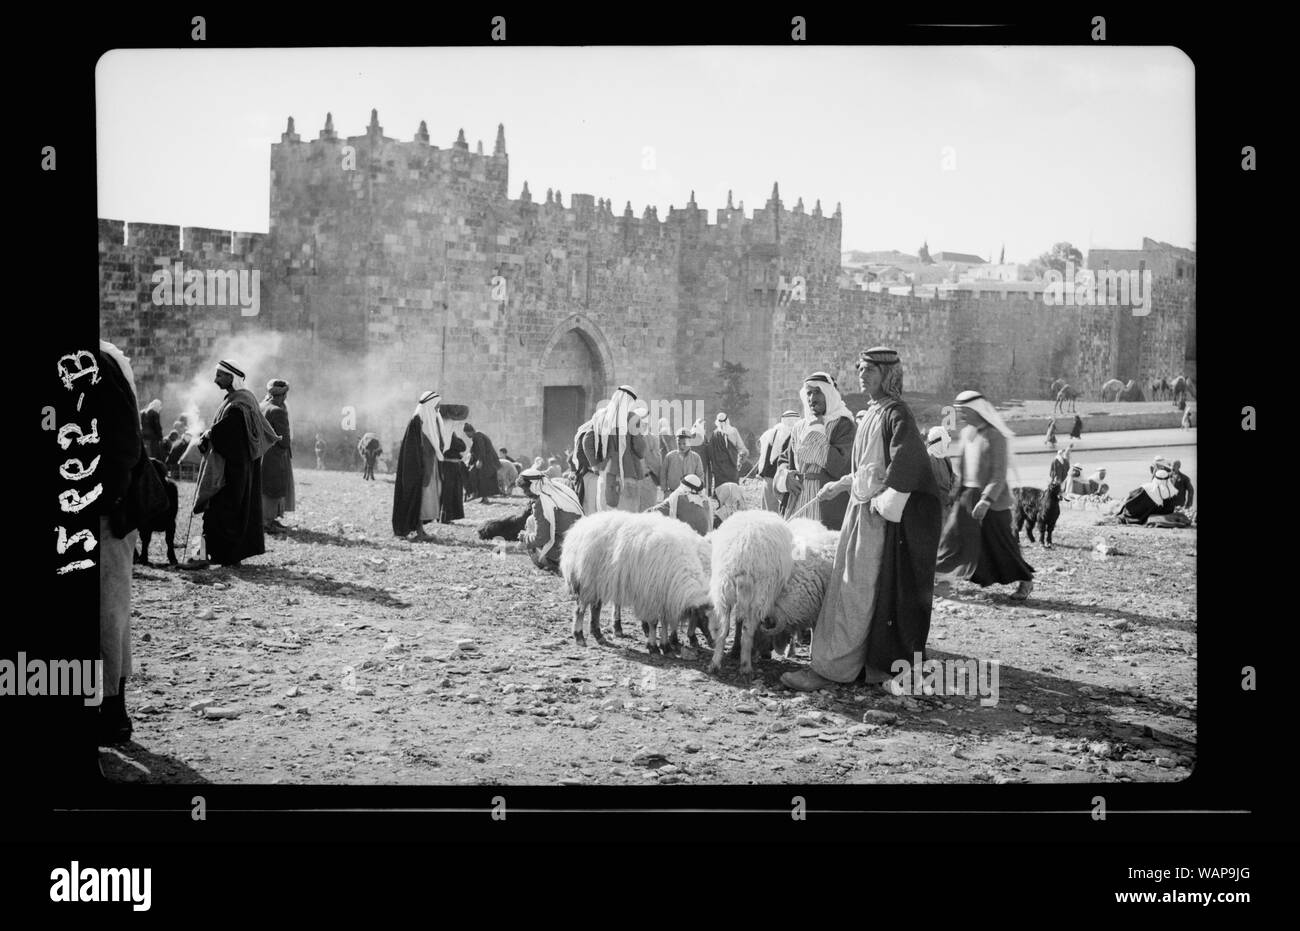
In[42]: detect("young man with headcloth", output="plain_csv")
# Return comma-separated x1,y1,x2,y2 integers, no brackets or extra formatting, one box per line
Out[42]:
649,473,714,536
392,390,451,541
660,428,705,498
935,389,1035,600
517,466,586,572
781,347,943,691
752,410,799,512
259,378,295,534
773,372,857,531
190,360,280,568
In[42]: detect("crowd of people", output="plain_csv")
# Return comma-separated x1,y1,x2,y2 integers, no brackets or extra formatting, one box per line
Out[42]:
93,341,1196,777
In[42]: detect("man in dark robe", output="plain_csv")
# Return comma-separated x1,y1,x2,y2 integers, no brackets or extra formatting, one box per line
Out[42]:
936,391,1035,598
259,379,295,533
707,411,746,492
439,432,467,523
518,467,585,572
1118,461,1178,524
190,360,279,567
463,423,502,503
140,399,164,459
1167,460,1194,511
781,348,942,691
774,372,857,531
393,391,451,540
1070,414,1084,440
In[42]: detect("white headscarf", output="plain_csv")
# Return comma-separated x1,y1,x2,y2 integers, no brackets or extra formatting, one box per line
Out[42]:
520,467,585,558
415,390,451,461
1140,465,1177,505
715,412,748,456
954,389,1022,483
146,399,162,413
99,340,138,404
757,411,799,470
688,418,708,447
668,474,713,526
217,359,245,391
926,425,951,460
591,385,639,479
801,373,852,431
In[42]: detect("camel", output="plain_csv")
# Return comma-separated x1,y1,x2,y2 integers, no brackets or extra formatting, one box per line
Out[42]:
1049,377,1067,401
1100,378,1125,402
1171,375,1196,407
1117,379,1144,402
1054,384,1079,415
1148,376,1171,401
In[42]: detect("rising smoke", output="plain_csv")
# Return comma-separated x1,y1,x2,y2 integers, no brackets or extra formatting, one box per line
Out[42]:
160,330,432,464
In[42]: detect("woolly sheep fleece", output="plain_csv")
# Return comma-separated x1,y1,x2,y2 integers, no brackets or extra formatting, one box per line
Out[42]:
769,519,841,636
559,509,632,608
709,510,795,670
610,512,713,641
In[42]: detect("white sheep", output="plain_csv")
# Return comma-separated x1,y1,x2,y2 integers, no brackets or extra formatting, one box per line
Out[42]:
708,510,795,678
756,519,840,657
609,512,714,655
559,510,630,645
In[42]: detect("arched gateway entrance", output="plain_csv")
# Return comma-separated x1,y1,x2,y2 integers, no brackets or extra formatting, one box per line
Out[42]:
537,316,613,460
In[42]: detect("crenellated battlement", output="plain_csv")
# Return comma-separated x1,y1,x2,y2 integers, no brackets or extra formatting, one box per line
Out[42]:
99,111,1193,461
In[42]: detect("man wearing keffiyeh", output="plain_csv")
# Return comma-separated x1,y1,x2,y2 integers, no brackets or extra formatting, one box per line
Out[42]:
773,372,856,530
752,410,799,511
518,467,585,571
781,348,943,692
259,378,295,533
392,390,452,541
189,359,281,568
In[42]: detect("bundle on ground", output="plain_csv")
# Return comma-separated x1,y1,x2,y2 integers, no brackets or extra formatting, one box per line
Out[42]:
609,512,714,654
558,509,630,644
708,510,795,677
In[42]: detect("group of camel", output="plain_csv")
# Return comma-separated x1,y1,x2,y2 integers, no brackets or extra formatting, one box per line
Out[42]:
1050,375,1196,414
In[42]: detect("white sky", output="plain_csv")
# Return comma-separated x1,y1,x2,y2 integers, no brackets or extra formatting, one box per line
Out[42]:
96,46,1194,261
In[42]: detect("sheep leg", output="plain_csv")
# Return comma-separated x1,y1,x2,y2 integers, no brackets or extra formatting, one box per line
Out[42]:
645,615,661,655
728,619,743,661
572,601,587,646
688,610,714,649
613,604,624,638
737,613,757,680
708,609,731,674
590,600,606,644
665,617,682,657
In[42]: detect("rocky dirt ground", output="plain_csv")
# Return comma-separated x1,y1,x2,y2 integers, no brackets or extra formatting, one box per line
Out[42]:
102,467,1196,786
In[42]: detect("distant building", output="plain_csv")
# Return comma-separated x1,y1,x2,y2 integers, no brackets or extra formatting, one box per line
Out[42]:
932,251,986,265
1087,237,1196,282
961,262,1030,283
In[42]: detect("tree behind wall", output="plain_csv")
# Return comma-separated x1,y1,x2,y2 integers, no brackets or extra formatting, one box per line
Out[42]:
718,361,752,439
